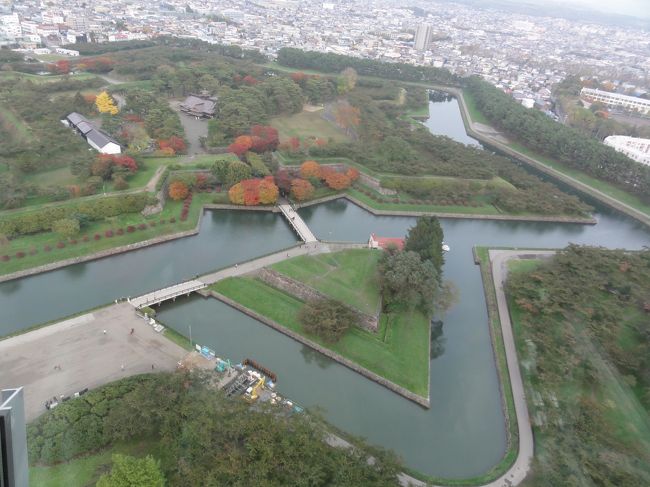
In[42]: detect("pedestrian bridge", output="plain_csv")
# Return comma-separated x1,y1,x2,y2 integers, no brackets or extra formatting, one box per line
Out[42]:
278,204,317,243
129,280,206,308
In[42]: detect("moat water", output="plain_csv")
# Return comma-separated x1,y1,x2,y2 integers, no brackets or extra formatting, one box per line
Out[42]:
1,100,648,479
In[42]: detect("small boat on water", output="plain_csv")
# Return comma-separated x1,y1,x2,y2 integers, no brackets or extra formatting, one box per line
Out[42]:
442,243,451,252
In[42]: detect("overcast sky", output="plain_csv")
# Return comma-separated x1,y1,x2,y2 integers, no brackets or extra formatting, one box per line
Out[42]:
555,0,649,18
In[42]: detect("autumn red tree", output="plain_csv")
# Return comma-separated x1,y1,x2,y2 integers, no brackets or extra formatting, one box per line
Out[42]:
159,136,186,154
290,72,308,86
288,137,300,152
54,60,70,74
324,171,352,190
113,155,138,173
290,178,315,201
250,125,279,152
168,181,189,201
228,135,254,157
242,179,260,206
243,75,259,85
333,103,361,135
300,160,322,179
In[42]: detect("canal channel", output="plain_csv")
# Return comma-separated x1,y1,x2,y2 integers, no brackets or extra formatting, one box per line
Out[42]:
1,98,648,479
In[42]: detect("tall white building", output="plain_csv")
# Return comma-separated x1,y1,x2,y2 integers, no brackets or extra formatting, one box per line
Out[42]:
414,23,432,51
581,87,650,115
604,135,650,167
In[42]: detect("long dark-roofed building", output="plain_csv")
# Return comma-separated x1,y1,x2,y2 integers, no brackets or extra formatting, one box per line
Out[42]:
179,94,217,119
62,112,121,154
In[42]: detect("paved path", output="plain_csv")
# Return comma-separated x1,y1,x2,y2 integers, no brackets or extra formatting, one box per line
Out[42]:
144,165,166,192
0,303,187,420
483,249,556,487
278,203,318,242
129,280,206,308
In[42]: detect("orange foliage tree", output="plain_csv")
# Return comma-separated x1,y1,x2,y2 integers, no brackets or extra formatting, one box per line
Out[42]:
334,103,360,135
300,160,322,179
228,182,245,205
229,177,279,206
168,181,189,201
259,176,279,205
228,135,254,157
290,178,315,201
324,171,352,190
346,167,360,182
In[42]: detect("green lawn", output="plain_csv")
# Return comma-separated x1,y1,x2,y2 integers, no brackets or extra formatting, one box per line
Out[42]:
0,103,32,143
212,269,431,398
22,166,78,187
30,438,160,487
270,249,381,315
0,193,213,276
0,71,98,84
270,110,350,143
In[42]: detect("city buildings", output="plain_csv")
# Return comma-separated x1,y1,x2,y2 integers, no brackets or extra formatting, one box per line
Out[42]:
581,88,650,115
604,136,650,166
414,23,432,51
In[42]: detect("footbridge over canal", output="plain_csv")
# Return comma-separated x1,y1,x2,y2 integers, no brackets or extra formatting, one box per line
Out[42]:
278,203,317,243
129,280,206,308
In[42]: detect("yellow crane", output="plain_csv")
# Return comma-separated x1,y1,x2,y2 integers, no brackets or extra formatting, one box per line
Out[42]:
249,377,265,402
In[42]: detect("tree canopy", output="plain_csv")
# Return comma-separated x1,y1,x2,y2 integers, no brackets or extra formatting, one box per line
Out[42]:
404,216,445,278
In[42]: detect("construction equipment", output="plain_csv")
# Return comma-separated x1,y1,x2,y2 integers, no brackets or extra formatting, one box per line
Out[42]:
249,377,265,402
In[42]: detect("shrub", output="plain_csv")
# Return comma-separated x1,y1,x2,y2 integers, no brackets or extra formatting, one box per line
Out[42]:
116,228,124,235
56,242,66,249
298,298,357,343
51,218,80,238
15,251,25,258
169,217,176,223
105,230,114,238
44,245,52,252
82,235,89,242
126,226,136,233
168,181,189,201
137,223,147,230
1,255,9,261
94,234,101,240
70,239,78,245
149,222,156,227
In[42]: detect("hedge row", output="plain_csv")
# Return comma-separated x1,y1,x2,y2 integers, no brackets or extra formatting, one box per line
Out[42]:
0,193,154,238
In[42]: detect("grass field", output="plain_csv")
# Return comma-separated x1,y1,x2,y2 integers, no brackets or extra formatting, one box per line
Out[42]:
0,71,98,84
30,438,160,487
270,110,350,143
212,250,431,398
0,103,33,144
460,91,490,125
0,192,214,276
22,166,77,187
270,249,381,315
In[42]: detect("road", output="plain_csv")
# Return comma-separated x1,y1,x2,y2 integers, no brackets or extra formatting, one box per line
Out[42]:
482,249,556,487
0,303,187,420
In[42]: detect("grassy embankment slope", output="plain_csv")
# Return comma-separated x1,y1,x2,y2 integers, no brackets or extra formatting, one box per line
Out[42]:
506,248,650,485
461,90,650,219
212,249,431,398
270,109,350,143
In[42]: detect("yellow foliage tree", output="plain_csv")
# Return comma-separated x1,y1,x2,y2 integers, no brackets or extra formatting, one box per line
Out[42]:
95,91,119,115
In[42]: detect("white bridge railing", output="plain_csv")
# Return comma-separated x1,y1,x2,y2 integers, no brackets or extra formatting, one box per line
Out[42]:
129,280,207,308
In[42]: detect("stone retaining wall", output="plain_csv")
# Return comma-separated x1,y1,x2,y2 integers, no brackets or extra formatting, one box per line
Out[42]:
257,268,378,331
0,212,206,284
206,289,430,408
358,173,397,196
345,195,598,224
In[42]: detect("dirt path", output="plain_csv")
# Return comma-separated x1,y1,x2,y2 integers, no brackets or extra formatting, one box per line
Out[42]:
145,166,166,192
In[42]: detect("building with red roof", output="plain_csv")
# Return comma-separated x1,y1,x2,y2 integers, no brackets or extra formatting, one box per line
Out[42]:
368,233,405,251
